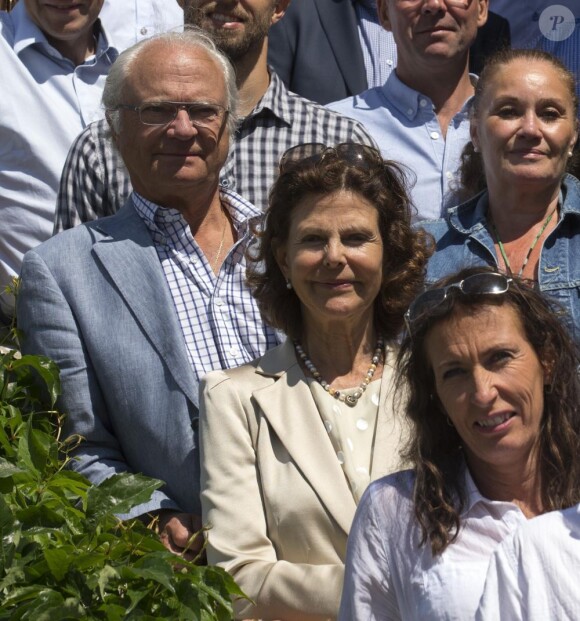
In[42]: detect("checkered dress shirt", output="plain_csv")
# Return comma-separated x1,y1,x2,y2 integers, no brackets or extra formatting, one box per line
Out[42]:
132,190,281,382
54,70,376,232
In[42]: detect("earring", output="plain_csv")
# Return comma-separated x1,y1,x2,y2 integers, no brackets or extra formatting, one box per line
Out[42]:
473,144,480,153
286,280,292,290
569,150,574,157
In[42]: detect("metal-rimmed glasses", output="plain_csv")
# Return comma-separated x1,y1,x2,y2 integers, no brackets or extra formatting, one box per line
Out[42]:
404,272,514,335
115,101,229,129
279,142,384,173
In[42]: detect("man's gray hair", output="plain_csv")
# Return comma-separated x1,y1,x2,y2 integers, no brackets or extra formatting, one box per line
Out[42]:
103,27,239,134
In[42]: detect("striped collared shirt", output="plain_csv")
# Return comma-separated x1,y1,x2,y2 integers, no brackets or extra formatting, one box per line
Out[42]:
132,190,280,382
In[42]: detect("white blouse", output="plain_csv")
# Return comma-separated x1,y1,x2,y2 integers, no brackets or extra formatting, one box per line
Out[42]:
339,467,528,620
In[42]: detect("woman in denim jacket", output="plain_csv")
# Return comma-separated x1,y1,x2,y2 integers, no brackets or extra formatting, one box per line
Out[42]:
420,48,580,343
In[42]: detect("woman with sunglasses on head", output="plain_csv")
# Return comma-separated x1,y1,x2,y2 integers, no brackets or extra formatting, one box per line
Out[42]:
339,266,580,620
421,48,580,343
199,143,431,620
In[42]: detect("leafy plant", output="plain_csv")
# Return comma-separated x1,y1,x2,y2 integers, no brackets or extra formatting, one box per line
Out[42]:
0,348,244,620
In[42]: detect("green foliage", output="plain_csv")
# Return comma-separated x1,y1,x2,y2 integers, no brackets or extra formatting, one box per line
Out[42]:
0,349,244,619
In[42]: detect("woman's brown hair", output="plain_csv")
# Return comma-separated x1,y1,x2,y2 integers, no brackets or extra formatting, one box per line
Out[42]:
397,266,580,555
247,145,433,341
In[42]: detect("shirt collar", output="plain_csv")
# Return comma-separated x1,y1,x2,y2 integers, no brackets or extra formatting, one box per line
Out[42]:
247,69,294,128
132,188,261,242
449,173,580,234
461,464,488,515
12,2,117,61
383,71,475,121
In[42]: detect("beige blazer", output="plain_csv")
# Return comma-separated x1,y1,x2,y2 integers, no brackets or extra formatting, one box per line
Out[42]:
200,340,408,621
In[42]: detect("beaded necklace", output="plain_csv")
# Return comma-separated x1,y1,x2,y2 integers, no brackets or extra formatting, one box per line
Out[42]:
489,207,557,278
294,337,384,407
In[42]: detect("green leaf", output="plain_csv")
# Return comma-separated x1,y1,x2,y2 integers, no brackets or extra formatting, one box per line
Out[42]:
96,564,119,599
123,553,176,593
0,456,25,478
86,473,162,523
11,355,61,407
43,547,73,582
16,503,67,529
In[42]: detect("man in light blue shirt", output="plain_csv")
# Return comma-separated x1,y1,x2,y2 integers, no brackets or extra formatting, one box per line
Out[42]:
328,0,488,221
0,0,117,325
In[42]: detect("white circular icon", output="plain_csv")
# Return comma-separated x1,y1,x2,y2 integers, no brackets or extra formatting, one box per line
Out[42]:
539,5,576,42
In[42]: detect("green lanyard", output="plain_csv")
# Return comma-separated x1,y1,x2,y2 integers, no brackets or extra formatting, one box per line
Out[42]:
489,208,556,278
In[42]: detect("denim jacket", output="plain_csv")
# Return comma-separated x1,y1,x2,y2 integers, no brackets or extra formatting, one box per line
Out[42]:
419,173,580,344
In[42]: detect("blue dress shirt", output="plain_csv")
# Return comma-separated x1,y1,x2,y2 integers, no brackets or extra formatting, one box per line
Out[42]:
355,0,397,88
0,2,118,321
328,72,473,221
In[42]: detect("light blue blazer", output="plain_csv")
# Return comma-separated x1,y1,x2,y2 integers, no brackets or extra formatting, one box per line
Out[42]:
17,197,201,517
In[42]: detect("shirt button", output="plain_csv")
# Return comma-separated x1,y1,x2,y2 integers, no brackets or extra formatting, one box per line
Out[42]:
386,59,393,66
446,171,453,179
419,99,427,107
140,26,148,35
214,297,223,307
430,131,440,140
220,179,230,188
229,346,240,357
407,108,413,116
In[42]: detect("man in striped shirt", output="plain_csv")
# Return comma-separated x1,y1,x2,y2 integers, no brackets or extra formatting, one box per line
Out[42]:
54,0,375,233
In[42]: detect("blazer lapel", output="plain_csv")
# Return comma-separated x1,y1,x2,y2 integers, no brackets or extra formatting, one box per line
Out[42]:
315,0,368,95
252,342,357,537
91,200,199,407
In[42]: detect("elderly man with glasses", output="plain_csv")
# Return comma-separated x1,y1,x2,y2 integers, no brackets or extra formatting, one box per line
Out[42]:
17,29,282,561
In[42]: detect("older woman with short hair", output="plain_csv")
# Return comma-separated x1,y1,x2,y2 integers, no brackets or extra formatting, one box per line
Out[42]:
339,266,580,620
200,143,431,620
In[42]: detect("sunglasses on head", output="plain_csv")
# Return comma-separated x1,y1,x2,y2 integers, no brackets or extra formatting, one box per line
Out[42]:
279,142,383,173
405,272,514,335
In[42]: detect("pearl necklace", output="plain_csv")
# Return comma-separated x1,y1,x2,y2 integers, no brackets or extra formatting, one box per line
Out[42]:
294,337,385,407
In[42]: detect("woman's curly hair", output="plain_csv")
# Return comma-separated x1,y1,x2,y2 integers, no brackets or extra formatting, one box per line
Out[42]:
396,266,580,555
246,146,433,341
456,48,580,203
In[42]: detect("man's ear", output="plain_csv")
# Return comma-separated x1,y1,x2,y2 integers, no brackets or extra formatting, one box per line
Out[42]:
476,0,489,29
271,0,291,26
377,0,393,32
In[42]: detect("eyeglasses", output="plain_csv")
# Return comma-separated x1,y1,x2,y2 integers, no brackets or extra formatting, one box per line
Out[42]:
115,101,229,128
405,272,513,334
279,142,383,173
395,0,470,8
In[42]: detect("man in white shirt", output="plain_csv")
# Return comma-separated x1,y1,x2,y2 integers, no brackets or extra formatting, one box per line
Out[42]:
0,0,117,325
99,0,183,52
